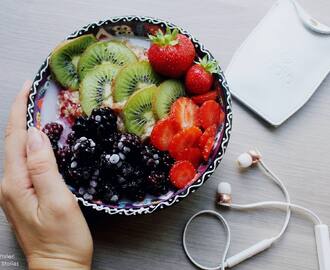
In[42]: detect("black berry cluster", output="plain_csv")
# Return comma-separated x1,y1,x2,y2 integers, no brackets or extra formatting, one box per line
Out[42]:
42,122,63,150
43,107,174,204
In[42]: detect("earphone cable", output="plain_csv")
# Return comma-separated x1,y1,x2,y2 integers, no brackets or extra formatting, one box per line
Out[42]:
227,201,322,225
182,210,231,270
258,159,291,241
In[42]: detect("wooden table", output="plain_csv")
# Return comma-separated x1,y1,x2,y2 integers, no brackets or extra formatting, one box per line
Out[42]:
1,0,330,269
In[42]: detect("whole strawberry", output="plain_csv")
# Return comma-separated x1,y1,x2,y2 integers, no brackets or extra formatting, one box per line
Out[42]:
185,56,218,95
148,28,195,78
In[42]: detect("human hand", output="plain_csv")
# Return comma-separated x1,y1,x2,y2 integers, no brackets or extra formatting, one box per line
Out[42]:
0,81,93,270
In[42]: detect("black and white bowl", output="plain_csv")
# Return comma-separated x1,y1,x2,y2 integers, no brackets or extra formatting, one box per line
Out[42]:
27,16,233,215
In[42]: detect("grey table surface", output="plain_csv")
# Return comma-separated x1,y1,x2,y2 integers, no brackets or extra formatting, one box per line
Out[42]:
1,0,330,269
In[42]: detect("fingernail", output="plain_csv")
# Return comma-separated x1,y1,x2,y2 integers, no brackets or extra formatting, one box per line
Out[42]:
27,127,44,152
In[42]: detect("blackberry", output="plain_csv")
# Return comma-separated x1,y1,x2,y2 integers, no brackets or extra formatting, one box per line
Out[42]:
56,146,72,177
126,185,146,201
77,187,93,201
90,169,102,184
89,107,117,137
66,131,77,146
120,177,146,201
42,122,63,147
72,116,90,137
140,144,174,172
79,169,104,199
116,133,143,160
146,171,170,196
115,166,146,201
72,137,96,161
67,156,95,183
100,183,120,204
100,144,127,171
100,132,121,151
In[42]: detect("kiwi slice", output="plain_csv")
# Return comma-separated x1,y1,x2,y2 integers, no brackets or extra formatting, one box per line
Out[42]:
49,34,97,91
123,85,158,137
80,63,119,116
78,40,137,79
113,61,161,103
153,80,186,119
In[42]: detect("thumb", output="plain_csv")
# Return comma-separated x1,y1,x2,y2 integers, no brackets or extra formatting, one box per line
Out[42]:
26,127,70,202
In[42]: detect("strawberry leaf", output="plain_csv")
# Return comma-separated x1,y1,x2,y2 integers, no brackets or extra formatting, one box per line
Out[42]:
148,27,180,46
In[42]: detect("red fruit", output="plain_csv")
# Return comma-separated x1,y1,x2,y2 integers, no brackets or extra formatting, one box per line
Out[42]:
168,126,202,160
198,100,225,129
150,118,180,151
185,66,213,94
170,97,199,129
185,56,218,94
58,90,83,124
201,137,215,161
148,28,195,78
169,160,196,189
199,124,217,149
179,147,203,168
191,91,218,105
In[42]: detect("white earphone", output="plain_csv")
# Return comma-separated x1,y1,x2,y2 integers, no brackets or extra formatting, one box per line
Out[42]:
183,150,330,270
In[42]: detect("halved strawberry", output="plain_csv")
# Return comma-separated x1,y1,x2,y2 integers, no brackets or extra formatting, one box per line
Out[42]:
199,124,217,149
170,97,199,129
191,90,218,105
169,160,196,189
168,126,202,160
150,118,180,151
176,147,203,168
201,137,215,161
198,100,225,129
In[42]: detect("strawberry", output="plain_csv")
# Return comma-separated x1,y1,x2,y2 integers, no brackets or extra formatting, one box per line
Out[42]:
198,100,225,129
191,90,218,105
168,126,202,160
170,97,199,129
150,118,180,151
199,125,217,161
185,56,218,94
201,137,215,161
148,27,195,78
169,160,196,189
179,147,203,168
199,124,217,149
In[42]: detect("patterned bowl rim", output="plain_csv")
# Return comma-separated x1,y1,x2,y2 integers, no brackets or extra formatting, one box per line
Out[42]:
26,15,233,216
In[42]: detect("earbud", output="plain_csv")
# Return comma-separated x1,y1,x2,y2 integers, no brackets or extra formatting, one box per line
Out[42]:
237,150,262,169
217,182,232,205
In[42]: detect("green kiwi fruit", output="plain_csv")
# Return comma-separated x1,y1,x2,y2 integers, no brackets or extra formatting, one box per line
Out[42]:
113,61,161,103
80,62,119,116
122,85,158,137
153,79,186,119
78,40,137,79
49,34,97,91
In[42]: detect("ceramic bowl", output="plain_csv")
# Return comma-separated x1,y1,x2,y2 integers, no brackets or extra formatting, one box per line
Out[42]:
27,16,233,215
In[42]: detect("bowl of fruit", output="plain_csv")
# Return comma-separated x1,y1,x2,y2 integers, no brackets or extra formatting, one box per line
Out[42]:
27,16,232,215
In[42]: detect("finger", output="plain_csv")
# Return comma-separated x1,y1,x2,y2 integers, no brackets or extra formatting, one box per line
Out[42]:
5,80,31,136
26,127,71,202
4,81,31,184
